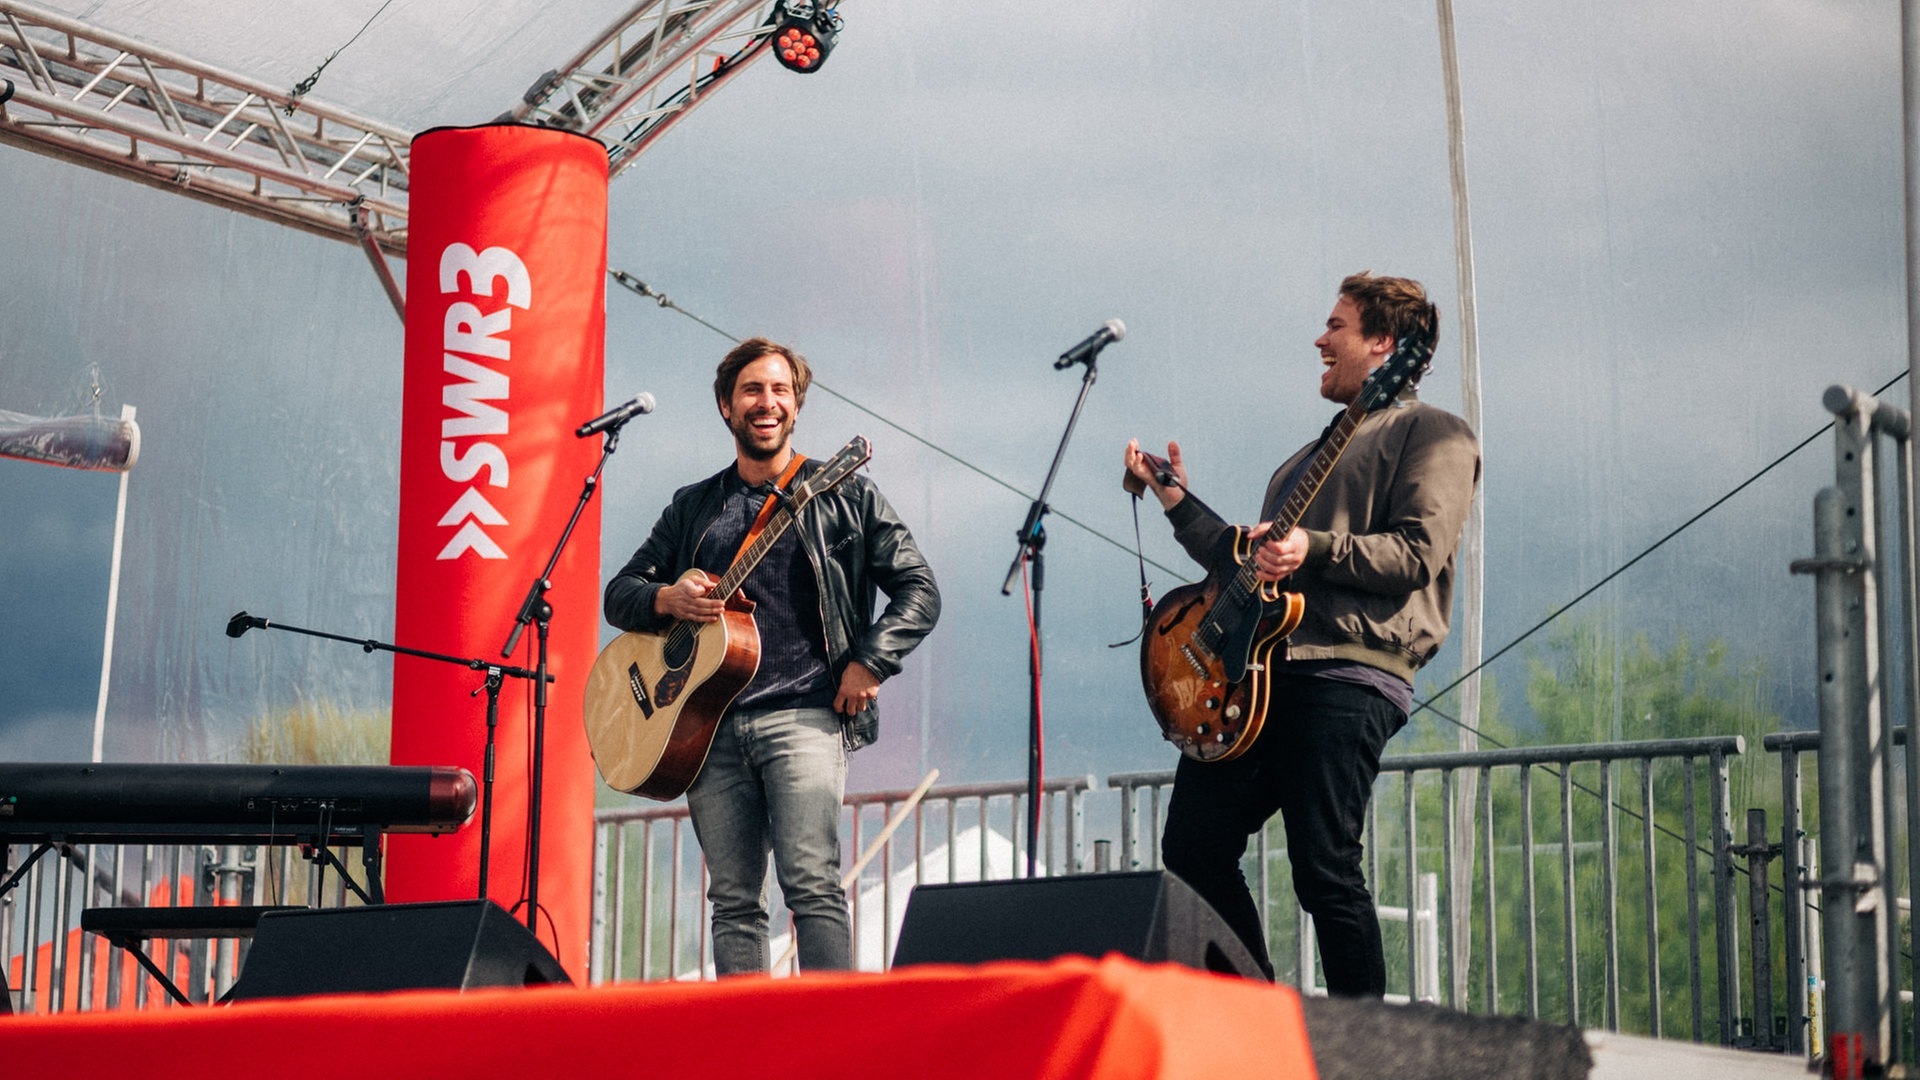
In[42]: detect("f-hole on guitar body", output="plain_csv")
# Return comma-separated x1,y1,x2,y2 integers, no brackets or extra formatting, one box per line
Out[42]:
1134,332,1431,763
1139,528,1304,762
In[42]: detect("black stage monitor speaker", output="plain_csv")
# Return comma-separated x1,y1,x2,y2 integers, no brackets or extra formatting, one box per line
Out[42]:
891,870,1265,980
225,900,570,1002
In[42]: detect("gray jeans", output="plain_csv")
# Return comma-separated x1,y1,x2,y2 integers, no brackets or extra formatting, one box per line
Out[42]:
685,705,851,975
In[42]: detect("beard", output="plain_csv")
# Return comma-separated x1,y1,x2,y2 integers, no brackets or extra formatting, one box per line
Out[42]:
730,410,794,461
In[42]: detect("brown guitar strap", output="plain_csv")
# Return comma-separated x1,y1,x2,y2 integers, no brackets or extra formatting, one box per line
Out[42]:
732,452,808,563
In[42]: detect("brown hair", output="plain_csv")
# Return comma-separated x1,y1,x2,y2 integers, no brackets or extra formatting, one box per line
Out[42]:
713,337,813,412
1339,272,1440,352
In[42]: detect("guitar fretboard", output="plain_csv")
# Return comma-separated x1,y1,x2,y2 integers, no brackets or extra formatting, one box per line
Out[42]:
713,499,803,602
1228,399,1368,597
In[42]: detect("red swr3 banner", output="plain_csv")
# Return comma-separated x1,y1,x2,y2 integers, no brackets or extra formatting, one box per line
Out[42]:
391,124,607,976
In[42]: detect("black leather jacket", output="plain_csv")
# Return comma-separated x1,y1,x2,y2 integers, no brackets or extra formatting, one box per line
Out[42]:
602,458,941,750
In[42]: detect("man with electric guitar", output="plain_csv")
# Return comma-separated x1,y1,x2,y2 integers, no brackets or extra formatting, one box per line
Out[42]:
1123,272,1479,996
600,337,941,975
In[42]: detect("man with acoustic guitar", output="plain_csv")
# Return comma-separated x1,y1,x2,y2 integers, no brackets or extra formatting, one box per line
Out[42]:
1123,272,1479,996
603,338,941,975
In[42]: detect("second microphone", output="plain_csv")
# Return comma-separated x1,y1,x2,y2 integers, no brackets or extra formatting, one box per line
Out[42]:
577,393,656,438
1056,319,1126,369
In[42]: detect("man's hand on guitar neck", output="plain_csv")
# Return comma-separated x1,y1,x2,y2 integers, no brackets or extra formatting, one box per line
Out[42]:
1124,439,1189,510
655,570,725,623
1248,521,1308,582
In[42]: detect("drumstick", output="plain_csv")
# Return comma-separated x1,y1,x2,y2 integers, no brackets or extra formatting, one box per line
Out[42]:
773,767,939,973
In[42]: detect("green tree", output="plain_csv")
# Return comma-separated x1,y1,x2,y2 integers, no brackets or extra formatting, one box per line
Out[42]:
1264,614,1797,1045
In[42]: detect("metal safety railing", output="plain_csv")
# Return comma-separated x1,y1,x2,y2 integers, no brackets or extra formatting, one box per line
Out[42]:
1759,727,1915,1058
1788,382,1920,1073
1115,735,1750,1040
2,840,361,1013
588,774,1093,982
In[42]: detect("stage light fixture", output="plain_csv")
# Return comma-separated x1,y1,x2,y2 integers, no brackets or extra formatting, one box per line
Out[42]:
771,1,841,74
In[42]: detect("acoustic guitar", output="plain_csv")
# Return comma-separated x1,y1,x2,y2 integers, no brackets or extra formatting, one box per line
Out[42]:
1138,339,1431,762
584,436,873,799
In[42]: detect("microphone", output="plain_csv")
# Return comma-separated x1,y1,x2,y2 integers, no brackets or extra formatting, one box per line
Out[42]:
226,611,264,638
1055,319,1126,369
576,392,656,438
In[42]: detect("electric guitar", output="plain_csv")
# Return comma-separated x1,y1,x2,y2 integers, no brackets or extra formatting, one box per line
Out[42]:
1138,338,1431,762
584,436,873,799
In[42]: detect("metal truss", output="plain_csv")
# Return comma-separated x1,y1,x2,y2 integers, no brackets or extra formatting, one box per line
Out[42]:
0,0,802,263
0,1,412,253
505,0,785,178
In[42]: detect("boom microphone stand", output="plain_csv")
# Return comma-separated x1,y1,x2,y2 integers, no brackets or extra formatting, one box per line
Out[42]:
497,397,643,932
1000,321,1122,879
223,611,547,900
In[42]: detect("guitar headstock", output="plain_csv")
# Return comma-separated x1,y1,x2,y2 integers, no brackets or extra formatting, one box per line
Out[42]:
797,435,874,499
1356,334,1433,413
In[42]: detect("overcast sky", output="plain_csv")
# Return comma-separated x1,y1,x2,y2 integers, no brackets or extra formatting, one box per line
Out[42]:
0,1,1905,795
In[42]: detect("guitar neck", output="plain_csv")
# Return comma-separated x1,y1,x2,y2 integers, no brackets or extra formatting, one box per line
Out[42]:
1231,398,1368,591
1271,400,1366,535
713,501,802,602
704,437,872,603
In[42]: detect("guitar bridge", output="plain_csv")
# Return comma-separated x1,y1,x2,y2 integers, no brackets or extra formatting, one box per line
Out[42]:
625,662,656,718
1178,645,1208,678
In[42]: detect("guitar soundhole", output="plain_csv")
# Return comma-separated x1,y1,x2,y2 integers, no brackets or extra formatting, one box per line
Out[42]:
663,630,695,670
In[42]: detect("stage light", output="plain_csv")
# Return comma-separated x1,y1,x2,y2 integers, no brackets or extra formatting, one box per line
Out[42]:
771,1,841,74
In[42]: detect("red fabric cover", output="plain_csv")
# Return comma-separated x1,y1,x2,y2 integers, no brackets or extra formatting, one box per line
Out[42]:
391,123,609,978
0,956,1316,1079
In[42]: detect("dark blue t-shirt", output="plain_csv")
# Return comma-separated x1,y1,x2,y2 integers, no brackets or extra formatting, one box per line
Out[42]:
693,468,835,712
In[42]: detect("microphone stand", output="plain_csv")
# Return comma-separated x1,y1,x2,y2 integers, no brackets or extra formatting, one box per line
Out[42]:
999,352,1100,879
222,612,546,900
499,422,625,932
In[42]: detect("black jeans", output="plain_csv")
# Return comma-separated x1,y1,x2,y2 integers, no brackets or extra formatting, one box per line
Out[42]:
1160,673,1405,996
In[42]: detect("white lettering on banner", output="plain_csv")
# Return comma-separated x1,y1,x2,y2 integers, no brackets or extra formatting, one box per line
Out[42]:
435,243,531,561
442,354,509,439
437,488,509,560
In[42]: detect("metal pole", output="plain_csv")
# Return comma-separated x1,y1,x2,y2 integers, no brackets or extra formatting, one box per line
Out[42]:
91,403,134,764
1798,396,1892,1071
1436,0,1484,1008
1745,808,1777,1049
1642,758,1663,1038
1711,748,1740,1045
1521,764,1539,1018
1781,747,1808,1055
1889,407,1920,1068
1685,763,1704,1041
1440,768,1456,1006
1601,759,1620,1031
1900,0,1920,1054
